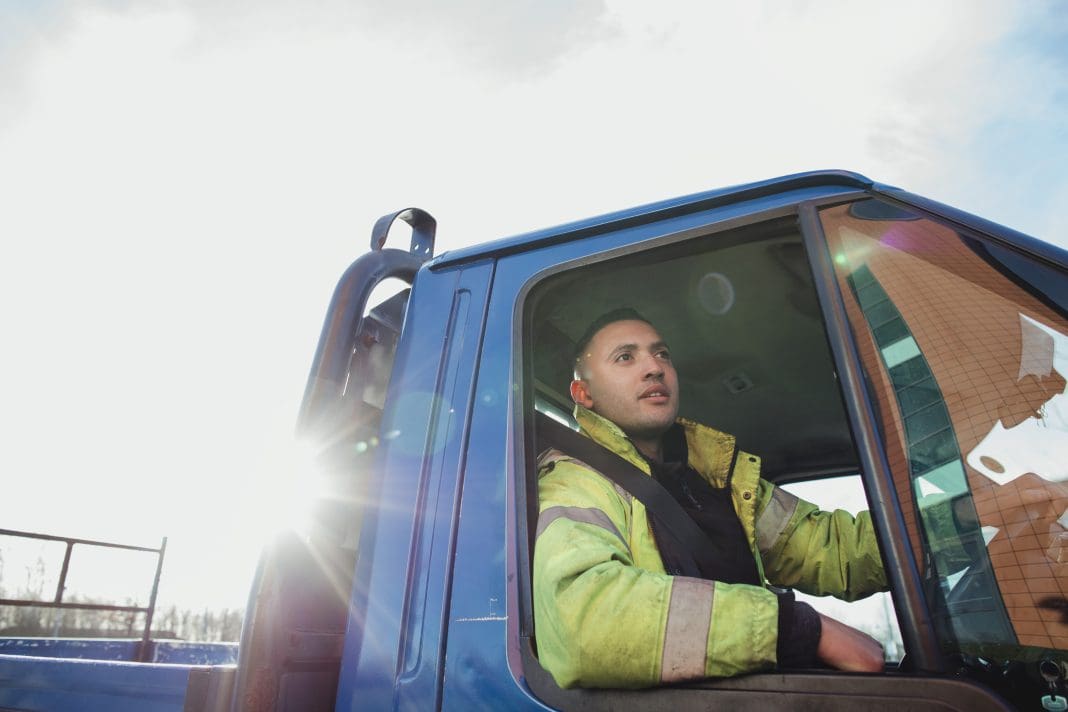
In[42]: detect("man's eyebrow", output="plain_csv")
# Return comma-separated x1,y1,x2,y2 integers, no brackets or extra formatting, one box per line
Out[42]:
606,341,670,359
607,343,638,358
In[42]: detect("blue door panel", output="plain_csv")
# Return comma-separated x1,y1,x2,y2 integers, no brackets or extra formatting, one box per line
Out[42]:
334,260,493,712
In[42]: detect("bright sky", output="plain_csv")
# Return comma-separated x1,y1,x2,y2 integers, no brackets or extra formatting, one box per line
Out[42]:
1,1,1066,614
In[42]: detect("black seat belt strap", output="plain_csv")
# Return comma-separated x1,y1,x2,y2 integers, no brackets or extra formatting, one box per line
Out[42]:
536,412,722,561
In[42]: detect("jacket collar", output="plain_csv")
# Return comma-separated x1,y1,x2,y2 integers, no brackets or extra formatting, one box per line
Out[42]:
574,405,738,486
574,405,649,472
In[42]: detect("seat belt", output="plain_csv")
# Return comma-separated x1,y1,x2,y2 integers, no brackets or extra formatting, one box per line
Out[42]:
536,412,722,569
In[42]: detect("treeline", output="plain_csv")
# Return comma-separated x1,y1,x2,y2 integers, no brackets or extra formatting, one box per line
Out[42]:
0,555,242,641
155,604,244,641
0,600,244,641
1,548,243,642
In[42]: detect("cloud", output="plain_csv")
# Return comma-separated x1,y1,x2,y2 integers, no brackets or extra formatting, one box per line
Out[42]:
1,0,616,88
1,0,1066,610
351,0,616,79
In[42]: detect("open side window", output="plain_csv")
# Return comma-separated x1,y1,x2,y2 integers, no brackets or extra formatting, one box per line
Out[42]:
520,214,915,708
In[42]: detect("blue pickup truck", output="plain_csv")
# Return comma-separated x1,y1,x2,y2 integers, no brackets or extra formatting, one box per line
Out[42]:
3,170,1067,711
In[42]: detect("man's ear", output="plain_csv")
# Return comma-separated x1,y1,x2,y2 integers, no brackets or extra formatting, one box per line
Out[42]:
570,379,594,408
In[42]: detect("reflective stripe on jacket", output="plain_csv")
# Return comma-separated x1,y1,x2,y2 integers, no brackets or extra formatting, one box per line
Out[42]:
532,406,888,689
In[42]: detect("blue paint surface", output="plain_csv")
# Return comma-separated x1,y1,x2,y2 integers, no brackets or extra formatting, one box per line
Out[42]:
0,638,237,664
0,654,193,712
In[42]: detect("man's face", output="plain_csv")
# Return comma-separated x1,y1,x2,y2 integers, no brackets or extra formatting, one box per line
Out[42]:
571,319,679,442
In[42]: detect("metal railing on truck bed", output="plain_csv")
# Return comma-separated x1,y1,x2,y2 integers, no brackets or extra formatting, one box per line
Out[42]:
0,528,166,662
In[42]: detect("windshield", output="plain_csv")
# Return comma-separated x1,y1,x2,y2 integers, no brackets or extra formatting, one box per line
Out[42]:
821,199,1068,667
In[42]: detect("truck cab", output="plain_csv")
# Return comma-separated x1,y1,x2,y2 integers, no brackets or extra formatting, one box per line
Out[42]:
3,170,1067,710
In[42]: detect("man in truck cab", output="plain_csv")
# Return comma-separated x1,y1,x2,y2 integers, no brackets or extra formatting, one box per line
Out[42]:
532,308,888,688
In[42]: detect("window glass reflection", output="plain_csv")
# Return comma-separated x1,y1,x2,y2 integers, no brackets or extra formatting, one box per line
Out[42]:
822,199,1068,654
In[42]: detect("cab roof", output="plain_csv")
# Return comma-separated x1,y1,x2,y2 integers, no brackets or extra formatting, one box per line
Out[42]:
430,170,880,268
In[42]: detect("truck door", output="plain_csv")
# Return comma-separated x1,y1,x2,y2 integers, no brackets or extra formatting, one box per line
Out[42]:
441,176,1065,709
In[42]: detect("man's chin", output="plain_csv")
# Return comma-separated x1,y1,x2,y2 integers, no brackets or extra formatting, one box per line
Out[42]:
641,408,679,432
628,419,676,442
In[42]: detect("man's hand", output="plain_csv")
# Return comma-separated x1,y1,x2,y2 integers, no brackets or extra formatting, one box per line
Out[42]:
816,613,885,672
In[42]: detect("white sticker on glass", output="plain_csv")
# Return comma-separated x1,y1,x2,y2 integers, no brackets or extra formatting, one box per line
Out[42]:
967,315,1068,485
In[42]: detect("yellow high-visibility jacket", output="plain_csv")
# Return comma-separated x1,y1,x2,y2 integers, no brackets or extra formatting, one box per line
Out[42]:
532,406,888,688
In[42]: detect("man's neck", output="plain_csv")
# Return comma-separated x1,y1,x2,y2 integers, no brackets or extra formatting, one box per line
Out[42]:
631,436,663,463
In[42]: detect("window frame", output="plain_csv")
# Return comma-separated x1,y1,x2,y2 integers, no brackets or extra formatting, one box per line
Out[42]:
798,200,944,671
512,201,811,646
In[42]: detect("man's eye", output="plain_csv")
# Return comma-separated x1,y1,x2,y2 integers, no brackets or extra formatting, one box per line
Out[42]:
615,353,632,362
657,350,671,361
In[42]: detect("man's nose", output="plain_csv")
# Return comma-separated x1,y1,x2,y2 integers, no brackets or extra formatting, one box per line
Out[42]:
641,354,664,378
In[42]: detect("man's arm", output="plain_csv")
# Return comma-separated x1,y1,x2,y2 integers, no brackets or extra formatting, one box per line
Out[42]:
755,482,889,600
817,613,886,672
774,589,884,672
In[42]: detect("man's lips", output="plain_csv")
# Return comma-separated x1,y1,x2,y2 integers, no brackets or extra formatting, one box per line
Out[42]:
639,385,671,401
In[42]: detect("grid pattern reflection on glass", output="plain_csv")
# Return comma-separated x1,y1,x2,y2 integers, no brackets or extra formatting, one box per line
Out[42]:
823,200,1068,652
846,263,1014,645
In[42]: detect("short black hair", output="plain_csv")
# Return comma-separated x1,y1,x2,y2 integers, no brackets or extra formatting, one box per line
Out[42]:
571,307,654,366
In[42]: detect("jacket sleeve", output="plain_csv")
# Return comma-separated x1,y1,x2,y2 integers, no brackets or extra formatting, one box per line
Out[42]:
754,480,888,601
533,458,780,689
